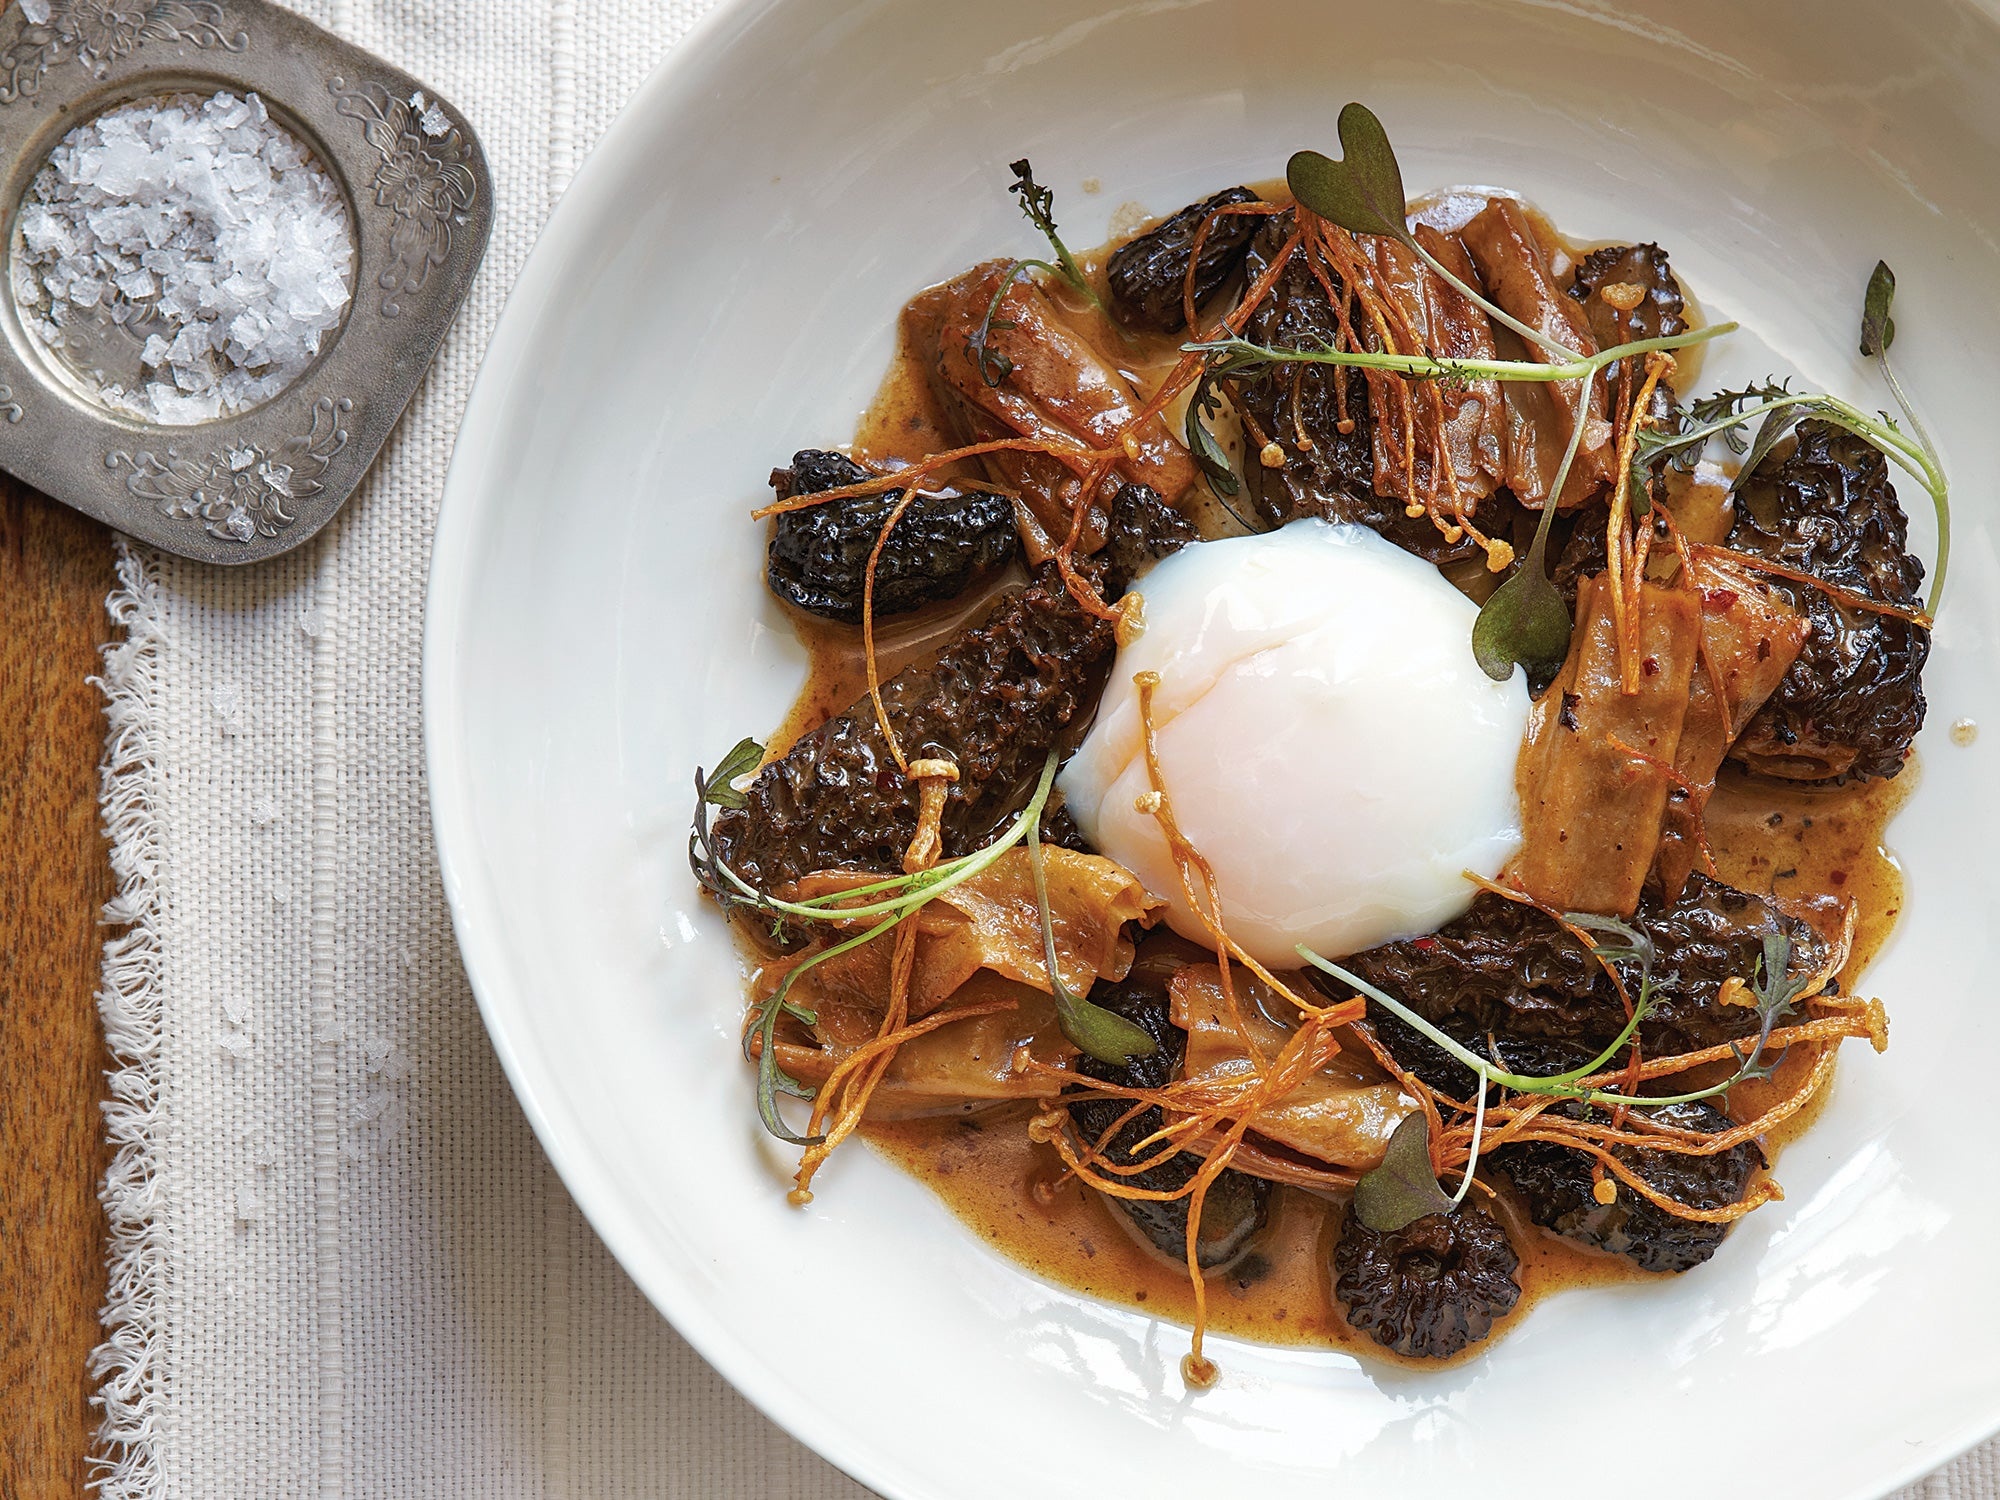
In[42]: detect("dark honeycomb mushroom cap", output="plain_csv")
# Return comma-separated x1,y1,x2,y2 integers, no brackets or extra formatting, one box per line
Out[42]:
1332,1204,1521,1359
1105,186,1261,333
1492,1097,1763,1274
766,449,1017,624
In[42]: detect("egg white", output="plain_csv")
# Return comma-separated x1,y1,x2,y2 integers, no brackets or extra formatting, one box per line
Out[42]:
1060,519,1530,968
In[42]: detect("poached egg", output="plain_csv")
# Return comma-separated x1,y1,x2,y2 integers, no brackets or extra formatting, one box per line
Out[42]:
1060,519,1529,969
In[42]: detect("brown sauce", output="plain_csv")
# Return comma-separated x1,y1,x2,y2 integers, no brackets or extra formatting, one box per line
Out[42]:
750,192,1912,1365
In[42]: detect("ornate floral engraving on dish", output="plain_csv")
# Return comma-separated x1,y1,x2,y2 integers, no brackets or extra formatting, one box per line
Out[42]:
330,77,478,317
0,0,248,103
107,393,352,542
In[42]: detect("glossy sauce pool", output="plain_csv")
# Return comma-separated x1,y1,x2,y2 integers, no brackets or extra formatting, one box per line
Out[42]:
753,195,1913,1366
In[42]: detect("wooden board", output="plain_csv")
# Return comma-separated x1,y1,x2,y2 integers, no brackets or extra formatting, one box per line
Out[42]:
0,482,114,1500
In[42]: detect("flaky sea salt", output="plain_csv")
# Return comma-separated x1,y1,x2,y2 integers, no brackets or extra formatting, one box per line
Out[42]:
14,90,355,425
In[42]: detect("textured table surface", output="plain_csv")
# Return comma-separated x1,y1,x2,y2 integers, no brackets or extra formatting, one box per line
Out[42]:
0,483,112,1500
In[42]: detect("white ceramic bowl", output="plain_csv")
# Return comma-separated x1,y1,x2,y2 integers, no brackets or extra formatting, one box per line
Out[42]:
425,2,2000,1495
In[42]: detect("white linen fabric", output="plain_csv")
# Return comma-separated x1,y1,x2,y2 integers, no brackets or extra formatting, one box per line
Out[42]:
89,1,867,1495
82,2,1993,1497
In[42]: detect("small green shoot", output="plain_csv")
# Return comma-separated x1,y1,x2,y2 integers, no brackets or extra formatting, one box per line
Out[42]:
1352,1112,1456,1232
1008,159,1104,314
1025,798,1157,1068
1469,388,1587,683
1287,103,1582,362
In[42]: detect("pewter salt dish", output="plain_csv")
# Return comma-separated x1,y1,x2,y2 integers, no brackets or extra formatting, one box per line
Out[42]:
0,0,490,563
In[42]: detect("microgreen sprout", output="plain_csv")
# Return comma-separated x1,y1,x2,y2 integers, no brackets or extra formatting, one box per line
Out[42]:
690,740,798,942
1008,158,1105,314
1726,930,1811,1090
746,919,882,1145
1352,1111,1456,1231
966,160,1113,387
1286,103,1580,363
1631,264,1948,611
701,751,1061,928
1184,324,1733,389
1470,397,1585,684
968,258,1045,387
1860,260,1946,607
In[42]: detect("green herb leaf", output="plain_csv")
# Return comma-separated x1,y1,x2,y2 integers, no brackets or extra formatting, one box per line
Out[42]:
698,737,764,810
1008,160,1099,308
1566,912,1655,981
1860,260,1897,358
1722,930,1813,1089
1057,995,1159,1068
1729,403,1805,499
1184,371,1241,498
1471,563,1570,683
1353,1112,1456,1232
1751,930,1810,1029
1286,103,1411,244
1471,456,1572,686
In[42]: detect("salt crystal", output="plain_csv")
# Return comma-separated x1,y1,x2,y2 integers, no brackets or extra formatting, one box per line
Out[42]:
19,0,52,24
15,91,354,426
210,682,246,735
420,103,451,139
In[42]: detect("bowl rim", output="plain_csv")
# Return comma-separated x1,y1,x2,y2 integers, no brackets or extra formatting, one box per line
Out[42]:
423,1,916,1492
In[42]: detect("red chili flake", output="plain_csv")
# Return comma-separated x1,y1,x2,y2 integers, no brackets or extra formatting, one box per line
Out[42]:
1831,870,1848,886
1701,587,1739,613
1641,656,1661,677
1413,937,1439,953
